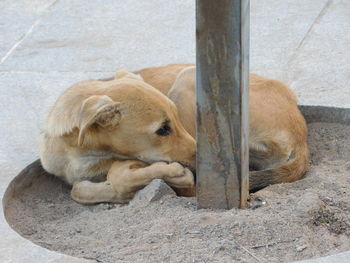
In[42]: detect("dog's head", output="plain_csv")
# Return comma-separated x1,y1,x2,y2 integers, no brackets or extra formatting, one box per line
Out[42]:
75,71,196,170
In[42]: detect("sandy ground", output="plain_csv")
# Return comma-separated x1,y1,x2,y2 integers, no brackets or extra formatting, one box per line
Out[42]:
5,122,350,263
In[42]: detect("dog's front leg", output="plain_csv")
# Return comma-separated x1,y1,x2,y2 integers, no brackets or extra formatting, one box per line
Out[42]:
71,160,194,204
71,180,119,204
107,160,194,200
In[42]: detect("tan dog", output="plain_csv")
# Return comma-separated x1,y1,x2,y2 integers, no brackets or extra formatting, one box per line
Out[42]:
138,65,310,192
40,71,196,204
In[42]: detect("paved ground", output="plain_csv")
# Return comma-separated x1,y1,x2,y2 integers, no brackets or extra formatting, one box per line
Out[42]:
0,0,349,262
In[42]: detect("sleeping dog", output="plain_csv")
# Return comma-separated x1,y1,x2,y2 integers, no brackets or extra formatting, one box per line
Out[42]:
40,65,309,204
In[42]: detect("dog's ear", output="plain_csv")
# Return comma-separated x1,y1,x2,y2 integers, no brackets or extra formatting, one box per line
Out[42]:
78,95,121,146
115,70,143,81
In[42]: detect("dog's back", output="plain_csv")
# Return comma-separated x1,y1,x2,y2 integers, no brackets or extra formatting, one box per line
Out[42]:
139,64,309,191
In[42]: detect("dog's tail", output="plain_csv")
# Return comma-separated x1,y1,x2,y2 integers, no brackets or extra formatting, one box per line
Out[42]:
249,146,309,192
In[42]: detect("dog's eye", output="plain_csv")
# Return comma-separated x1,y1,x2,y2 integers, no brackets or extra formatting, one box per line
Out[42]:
156,124,172,136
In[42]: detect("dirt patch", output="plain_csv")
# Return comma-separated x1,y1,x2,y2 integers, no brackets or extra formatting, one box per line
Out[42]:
312,206,349,235
5,122,350,263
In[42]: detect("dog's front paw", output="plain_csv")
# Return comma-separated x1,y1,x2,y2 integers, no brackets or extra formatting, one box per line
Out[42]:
167,162,187,176
164,162,195,188
71,180,119,204
71,180,97,204
150,161,185,176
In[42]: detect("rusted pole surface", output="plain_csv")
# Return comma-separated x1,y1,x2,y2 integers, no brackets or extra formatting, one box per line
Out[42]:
196,0,250,209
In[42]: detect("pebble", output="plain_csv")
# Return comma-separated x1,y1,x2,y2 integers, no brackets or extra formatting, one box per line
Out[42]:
129,179,176,207
248,196,267,209
295,192,324,218
296,245,307,252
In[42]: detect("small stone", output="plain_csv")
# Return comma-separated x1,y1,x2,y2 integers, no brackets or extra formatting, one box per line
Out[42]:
248,196,267,209
296,245,307,252
129,179,176,207
106,203,116,210
295,192,323,218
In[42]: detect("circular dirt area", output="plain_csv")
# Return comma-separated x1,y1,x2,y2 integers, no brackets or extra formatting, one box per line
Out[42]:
4,122,350,263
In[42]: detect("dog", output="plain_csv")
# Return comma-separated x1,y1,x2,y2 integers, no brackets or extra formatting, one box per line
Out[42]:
40,70,196,204
41,64,309,204
138,64,310,192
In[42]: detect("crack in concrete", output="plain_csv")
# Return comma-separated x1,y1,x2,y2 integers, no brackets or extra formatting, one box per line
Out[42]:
285,0,333,68
0,0,60,66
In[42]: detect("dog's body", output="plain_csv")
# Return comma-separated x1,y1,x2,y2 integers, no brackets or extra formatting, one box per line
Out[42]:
40,71,196,203
40,64,309,204
138,64,309,191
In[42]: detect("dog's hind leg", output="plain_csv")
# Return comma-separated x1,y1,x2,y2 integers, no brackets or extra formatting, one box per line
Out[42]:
248,139,309,192
71,160,194,204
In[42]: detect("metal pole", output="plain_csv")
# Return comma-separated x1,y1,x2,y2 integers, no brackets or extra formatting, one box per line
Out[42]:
196,0,250,209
